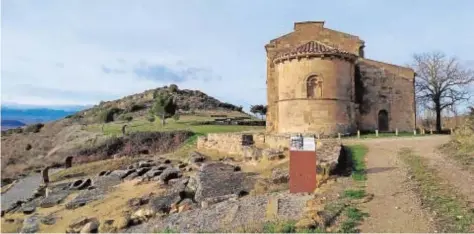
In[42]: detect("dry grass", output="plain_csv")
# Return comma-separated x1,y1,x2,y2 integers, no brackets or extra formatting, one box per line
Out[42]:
399,148,474,233
1,120,101,179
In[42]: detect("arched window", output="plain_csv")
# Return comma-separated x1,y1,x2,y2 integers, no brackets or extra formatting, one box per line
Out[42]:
307,76,323,98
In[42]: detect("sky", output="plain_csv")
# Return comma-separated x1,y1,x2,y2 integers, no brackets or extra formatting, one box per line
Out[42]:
1,0,474,112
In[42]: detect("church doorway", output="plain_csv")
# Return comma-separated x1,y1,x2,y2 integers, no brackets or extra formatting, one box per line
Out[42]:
378,110,389,131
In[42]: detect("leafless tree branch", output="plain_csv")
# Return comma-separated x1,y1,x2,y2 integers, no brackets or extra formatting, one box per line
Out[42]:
411,51,474,131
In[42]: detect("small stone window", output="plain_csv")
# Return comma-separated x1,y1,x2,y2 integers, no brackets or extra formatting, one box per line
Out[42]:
307,76,323,98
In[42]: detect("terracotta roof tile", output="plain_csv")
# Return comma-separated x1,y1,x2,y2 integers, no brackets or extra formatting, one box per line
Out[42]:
274,41,356,61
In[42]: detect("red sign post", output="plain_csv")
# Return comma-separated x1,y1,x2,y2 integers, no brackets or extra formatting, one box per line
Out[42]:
289,135,317,193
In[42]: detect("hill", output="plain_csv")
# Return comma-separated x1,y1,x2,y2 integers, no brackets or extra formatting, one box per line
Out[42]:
1,120,26,131
0,85,262,182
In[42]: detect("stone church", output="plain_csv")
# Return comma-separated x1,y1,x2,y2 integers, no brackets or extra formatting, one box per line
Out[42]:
265,21,416,135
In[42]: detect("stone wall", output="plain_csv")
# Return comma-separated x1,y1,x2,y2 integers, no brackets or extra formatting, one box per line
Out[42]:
275,57,356,134
356,59,415,131
197,132,341,155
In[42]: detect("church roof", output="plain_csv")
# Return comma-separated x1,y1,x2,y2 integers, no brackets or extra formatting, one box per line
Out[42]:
274,40,357,63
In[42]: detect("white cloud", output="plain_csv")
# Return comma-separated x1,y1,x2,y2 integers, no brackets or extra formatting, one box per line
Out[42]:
1,0,473,110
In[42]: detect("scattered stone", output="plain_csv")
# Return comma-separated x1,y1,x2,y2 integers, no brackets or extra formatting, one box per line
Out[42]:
160,168,181,184
145,169,163,178
128,197,150,207
178,163,188,169
157,164,171,170
40,215,56,225
262,148,285,160
98,170,110,177
178,198,196,213
40,191,70,208
271,168,290,184
148,192,181,214
69,216,90,229
99,219,117,233
115,215,131,230
131,208,155,223
138,161,151,168
21,215,39,233
127,165,135,170
4,200,24,214
189,151,206,164
80,218,99,233
164,159,171,164
136,167,151,176
121,169,137,179
21,201,37,214
70,178,92,190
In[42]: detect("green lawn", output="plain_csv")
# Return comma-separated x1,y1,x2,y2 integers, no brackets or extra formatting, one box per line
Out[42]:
86,115,264,136
347,144,368,181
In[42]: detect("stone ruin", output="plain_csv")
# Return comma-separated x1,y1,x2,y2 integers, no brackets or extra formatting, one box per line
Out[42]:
197,132,344,176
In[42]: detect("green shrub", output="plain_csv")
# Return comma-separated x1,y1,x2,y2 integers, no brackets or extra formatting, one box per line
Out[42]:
98,107,123,123
24,123,44,133
147,115,156,123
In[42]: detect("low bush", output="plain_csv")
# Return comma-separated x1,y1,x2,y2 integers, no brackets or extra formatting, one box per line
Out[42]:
24,123,44,133
98,107,123,123
74,131,193,163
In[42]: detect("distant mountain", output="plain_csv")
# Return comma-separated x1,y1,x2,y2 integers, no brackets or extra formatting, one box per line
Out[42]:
1,120,26,131
1,107,82,125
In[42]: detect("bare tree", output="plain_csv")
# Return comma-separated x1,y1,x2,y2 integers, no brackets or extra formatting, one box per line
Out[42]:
412,51,474,131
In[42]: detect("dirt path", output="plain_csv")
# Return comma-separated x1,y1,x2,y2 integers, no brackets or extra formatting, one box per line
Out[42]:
343,135,474,232
351,137,435,232
410,139,474,205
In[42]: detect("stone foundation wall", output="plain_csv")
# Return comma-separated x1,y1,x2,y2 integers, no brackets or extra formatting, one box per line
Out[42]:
197,132,341,156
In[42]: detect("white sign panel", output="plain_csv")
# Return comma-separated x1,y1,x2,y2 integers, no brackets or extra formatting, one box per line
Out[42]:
290,136,315,151
302,137,316,151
